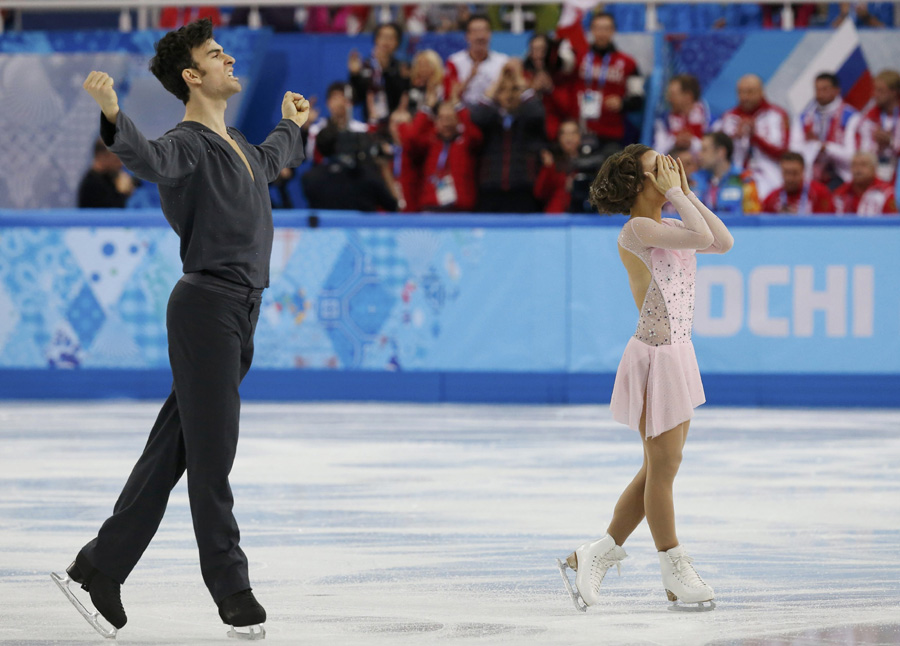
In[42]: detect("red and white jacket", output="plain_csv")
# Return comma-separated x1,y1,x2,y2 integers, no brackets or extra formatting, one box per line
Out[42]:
858,103,900,183
833,178,898,216
714,99,790,199
444,50,509,106
790,98,860,184
404,107,482,212
555,22,642,142
761,181,834,214
654,100,710,154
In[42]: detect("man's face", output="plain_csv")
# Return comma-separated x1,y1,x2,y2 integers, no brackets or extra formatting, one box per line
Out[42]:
590,16,615,49
873,79,898,111
326,89,350,120
814,79,840,106
189,39,240,99
698,136,720,171
737,78,763,112
466,18,491,53
558,122,581,155
374,26,399,58
496,81,522,112
667,81,690,113
675,150,698,177
436,104,459,140
781,160,804,193
851,154,876,185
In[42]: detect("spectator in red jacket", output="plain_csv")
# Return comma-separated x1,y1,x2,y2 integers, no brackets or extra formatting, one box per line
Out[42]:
555,12,645,150
714,74,791,199
761,151,834,214
858,69,900,183
377,106,421,212
405,92,482,212
535,120,581,213
654,74,709,156
534,119,607,213
833,152,898,215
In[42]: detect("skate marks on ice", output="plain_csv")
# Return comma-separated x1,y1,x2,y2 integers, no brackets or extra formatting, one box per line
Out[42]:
0,403,899,645
706,622,900,645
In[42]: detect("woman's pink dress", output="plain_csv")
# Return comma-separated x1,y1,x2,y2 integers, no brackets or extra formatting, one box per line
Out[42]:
610,218,706,438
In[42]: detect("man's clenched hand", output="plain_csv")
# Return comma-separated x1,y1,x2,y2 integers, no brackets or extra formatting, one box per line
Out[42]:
282,92,311,128
83,71,120,124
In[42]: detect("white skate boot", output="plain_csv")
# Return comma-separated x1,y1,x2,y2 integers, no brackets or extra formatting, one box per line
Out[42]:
658,545,715,611
556,534,627,612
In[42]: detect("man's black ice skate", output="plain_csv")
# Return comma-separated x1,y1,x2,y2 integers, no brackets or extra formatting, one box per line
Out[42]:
51,552,126,639
219,589,266,640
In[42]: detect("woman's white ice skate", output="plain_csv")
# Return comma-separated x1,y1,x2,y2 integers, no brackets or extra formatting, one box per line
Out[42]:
556,534,627,612
658,545,715,612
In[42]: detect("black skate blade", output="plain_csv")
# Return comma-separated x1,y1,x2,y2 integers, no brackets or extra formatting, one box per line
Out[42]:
227,624,266,640
51,572,118,639
555,558,587,613
667,599,716,612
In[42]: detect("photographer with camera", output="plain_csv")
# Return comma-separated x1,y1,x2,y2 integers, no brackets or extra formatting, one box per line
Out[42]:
305,82,370,163
301,123,399,212
535,119,609,213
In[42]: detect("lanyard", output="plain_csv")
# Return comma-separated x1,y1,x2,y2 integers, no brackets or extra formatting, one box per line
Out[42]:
779,184,810,213
812,105,835,142
880,105,899,132
433,141,452,178
705,175,719,208
369,56,384,87
584,51,611,90
393,144,402,177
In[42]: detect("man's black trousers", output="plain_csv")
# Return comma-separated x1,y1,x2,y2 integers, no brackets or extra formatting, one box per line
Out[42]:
81,275,262,605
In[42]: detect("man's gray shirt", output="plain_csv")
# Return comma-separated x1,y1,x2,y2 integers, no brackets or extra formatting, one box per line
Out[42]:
101,112,305,288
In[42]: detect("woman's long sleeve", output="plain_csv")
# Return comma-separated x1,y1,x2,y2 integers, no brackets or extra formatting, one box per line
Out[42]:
686,191,734,254
629,187,714,250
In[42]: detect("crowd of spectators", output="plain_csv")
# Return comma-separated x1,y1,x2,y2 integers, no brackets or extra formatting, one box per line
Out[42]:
77,4,900,216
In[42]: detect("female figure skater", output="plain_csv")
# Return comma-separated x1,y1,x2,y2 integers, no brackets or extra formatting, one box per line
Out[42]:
558,145,733,611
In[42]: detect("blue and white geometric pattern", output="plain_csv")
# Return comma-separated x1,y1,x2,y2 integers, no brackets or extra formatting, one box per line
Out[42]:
0,223,489,371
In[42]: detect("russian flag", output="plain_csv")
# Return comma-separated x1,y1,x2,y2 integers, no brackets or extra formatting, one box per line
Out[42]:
785,20,873,114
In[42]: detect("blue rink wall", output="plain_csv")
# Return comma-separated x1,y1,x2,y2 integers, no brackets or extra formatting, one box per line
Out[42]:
0,211,898,407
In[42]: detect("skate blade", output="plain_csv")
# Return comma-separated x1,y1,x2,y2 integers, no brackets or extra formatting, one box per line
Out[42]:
667,597,716,613
50,572,118,639
555,558,587,613
227,624,266,640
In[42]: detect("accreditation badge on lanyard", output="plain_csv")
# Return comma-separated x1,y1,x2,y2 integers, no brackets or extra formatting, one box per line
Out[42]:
876,107,900,182
369,57,389,121
580,52,610,121
432,142,457,206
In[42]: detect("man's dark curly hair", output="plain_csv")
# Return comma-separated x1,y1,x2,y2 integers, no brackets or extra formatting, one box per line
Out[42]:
589,143,653,215
149,18,214,105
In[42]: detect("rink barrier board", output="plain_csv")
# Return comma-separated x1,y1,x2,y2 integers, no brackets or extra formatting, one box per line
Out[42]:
1,369,898,407
1,211,899,407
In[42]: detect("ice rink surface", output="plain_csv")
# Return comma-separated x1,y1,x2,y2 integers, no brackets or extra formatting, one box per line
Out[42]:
0,402,898,646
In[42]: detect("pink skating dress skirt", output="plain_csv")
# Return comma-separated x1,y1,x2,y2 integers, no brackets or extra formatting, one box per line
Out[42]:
610,337,705,439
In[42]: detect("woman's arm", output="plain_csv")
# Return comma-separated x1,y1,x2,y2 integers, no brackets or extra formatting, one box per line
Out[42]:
676,157,734,254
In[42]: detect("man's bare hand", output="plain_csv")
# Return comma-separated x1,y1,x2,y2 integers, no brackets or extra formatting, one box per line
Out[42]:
83,71,120,123
282,91,311,128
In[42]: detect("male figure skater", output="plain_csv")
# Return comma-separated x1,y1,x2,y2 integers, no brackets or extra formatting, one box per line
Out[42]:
51,19,309,640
